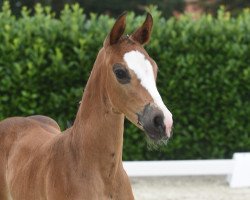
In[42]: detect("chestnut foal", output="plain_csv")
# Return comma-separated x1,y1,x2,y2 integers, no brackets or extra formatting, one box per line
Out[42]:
0,13,173,200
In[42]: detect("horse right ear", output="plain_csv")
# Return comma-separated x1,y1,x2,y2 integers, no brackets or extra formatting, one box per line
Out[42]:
104,12,127,47
131,13,153,45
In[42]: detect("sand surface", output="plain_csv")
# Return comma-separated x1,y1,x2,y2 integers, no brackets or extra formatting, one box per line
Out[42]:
131,176,250,200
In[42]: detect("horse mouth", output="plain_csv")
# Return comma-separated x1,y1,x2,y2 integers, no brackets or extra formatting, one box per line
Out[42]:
143,126,169,141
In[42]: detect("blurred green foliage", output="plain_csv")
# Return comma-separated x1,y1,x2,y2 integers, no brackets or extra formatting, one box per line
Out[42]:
1,0,184,18
0,2,249,160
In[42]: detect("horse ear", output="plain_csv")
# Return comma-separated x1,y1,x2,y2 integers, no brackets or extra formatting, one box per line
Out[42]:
104,12,127,46
131,13,153,45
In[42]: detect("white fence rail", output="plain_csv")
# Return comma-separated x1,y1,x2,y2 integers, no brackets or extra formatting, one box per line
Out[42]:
123,152,250,188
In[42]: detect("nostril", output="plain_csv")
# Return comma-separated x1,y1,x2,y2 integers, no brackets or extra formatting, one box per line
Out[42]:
153,115,164,128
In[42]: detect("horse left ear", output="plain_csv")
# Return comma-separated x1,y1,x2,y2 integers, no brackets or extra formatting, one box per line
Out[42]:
131,13,153,45
104,12,127,47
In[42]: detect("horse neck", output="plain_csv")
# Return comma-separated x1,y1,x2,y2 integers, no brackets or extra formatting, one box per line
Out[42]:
70,48,125,171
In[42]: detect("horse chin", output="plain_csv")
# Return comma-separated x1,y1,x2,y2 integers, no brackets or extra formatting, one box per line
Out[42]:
144,131,169,149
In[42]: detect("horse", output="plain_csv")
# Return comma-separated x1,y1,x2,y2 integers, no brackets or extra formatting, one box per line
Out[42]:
0,12,173,200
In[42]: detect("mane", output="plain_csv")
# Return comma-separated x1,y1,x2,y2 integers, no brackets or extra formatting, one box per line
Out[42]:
119,35,136,45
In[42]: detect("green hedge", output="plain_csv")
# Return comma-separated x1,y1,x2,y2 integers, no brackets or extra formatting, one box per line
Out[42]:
0,2,250,160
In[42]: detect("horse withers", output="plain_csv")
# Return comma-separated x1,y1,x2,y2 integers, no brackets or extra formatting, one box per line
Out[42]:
0,12,173,200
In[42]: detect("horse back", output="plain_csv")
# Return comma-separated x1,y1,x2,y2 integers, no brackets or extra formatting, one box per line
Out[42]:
0,116,60,152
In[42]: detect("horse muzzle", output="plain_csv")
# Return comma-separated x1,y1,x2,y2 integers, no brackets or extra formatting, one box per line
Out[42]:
137,103,173,141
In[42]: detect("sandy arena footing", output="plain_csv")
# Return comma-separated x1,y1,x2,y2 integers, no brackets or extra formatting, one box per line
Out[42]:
131,176,250,200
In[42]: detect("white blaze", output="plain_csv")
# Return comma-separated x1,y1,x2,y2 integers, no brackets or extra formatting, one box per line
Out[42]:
123,50,173,136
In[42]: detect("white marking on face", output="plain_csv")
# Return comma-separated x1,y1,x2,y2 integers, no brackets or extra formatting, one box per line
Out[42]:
123,50,173,136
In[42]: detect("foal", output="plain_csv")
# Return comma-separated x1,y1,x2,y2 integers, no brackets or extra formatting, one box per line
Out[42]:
0,13,173,200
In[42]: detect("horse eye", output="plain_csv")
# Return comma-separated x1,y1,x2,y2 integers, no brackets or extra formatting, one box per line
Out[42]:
113,64,131,84
115,69,127,79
